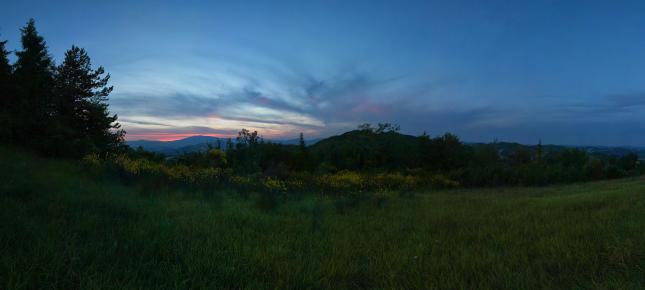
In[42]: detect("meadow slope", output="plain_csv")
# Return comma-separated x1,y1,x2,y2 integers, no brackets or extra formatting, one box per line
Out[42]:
1,147,644,289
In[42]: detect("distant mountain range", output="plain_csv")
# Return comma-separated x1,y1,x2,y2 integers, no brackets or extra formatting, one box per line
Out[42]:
127,136,320,155
127,133,645,158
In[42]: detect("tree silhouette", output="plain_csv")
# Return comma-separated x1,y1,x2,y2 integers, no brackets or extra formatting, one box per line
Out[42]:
236,129,260,148
375,122,400,134
357,123,373,132
0,37,13,141
536,139,543,163
0,38,11,101
293,132,312,171
13,19,56,149
53,45,123,156
298,132,305,150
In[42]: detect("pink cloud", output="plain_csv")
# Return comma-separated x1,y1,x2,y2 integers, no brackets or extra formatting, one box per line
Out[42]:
351,99,388,115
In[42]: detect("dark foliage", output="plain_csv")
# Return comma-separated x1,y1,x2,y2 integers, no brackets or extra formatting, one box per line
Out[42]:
115,124,644,196
11,19,56,150
52,46,124,156
1,19,124,157
0,38,13,141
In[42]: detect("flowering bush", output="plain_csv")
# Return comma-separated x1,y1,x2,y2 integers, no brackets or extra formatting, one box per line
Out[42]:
81,153,460,200
81,153,101,167
428,174,460,188
261,177,287,194
315,170,364,194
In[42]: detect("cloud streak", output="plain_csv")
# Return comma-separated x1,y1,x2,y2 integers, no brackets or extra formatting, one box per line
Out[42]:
110,53,645,145
109,53,426,140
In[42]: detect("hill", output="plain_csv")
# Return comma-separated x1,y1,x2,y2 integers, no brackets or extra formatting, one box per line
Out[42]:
309,130,421,169
2,145,645,288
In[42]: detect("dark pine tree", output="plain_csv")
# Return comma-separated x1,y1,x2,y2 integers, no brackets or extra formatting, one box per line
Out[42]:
293,132,311,171
12,19,56,150
536,139,543,163
0,37,13,141
0,38,11,102
53,46,124,156
299,132,306,151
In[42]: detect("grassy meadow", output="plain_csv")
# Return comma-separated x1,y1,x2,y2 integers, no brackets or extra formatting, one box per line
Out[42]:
1,146,645,289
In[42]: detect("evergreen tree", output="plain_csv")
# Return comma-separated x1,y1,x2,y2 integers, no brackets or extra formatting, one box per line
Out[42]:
294,132,311,171
53,46,123,156
84,100,125,153
536,139,543,163
13,19,55,149
0,38,11,102
298,132,306,151
0,37,13,141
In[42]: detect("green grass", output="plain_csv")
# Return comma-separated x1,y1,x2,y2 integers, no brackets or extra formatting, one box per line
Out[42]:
1,147,645,289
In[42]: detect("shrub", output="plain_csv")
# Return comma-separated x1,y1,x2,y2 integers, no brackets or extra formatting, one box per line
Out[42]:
81,153,101,167
428,174,460,188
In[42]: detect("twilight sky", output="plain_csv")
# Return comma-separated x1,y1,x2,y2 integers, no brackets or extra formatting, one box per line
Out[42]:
2,0,645,145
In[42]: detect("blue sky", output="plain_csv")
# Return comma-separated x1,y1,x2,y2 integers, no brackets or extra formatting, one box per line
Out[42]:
2,0,645,145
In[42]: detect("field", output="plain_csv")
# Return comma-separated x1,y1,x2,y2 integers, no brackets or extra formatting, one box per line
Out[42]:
1,146,645,289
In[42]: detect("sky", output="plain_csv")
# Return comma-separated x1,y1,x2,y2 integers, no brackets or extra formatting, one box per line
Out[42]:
2,0,645,145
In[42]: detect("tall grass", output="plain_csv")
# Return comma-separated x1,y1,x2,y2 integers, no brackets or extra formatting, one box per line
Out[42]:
1,146,644,289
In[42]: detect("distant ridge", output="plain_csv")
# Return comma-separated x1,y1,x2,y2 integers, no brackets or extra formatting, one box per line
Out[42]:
127,132,645,158
127,135,321,155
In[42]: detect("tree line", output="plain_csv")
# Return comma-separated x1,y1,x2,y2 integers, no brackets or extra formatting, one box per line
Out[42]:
0,19,123,157
135,123,641,189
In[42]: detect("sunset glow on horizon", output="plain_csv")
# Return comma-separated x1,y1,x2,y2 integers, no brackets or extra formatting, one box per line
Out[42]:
125,133,234,142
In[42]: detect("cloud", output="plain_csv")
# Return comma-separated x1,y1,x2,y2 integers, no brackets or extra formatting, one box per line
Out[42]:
606,92,645,109
118,119,173,127
112,93,220,118
108,53,420,140
106,47,645,146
